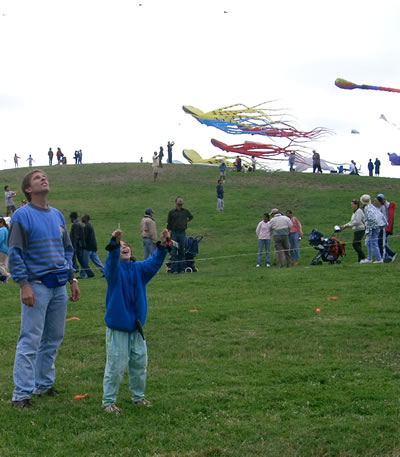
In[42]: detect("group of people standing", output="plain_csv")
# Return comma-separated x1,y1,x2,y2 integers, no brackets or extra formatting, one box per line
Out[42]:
256,209,303,268
151,141,175,181
341,193,396,264
69,212,105,278
367,158,381,177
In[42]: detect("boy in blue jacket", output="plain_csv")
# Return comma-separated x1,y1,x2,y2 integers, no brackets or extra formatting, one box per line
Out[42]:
102,227,169,414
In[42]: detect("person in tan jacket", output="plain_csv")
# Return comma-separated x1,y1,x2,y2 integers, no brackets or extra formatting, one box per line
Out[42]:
141,208,158,259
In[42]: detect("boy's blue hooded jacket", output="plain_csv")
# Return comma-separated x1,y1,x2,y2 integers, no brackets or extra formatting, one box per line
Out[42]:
104,238,167,332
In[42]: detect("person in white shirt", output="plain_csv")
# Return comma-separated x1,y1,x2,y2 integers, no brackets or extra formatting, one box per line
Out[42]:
256,213,271,267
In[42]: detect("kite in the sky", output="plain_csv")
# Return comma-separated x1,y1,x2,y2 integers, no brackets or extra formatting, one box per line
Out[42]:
380,114,400,130
335,78,400,94
210,138,301,160
182,104,331,140
388,152,400,166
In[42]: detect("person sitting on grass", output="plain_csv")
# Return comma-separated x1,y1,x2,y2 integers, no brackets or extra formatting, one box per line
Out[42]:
102,226,170,414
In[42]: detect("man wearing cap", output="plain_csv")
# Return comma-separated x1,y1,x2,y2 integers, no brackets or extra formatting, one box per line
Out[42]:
141,208,158,259
167,197,193,273
267,209,293,268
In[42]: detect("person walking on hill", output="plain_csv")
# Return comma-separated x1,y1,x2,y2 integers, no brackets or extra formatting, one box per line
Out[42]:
141,208,158,259
340,199,366,263
167,197,193,274
8,169,80,408
267,209,292,268
256,213,271,267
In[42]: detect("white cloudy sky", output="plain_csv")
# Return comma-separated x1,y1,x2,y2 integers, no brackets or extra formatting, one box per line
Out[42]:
1,0,400,176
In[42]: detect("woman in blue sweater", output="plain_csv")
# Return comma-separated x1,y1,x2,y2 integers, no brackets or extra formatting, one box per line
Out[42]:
102,227,169,414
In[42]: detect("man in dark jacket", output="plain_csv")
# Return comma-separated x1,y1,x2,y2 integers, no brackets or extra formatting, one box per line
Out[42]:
167,196,193,273
82,214,105,276
69,212,93,278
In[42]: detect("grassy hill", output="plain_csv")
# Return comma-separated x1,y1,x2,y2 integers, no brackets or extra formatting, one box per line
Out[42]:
1,163,400,457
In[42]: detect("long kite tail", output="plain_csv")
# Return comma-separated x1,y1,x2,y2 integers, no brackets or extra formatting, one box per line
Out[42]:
335,78,400,93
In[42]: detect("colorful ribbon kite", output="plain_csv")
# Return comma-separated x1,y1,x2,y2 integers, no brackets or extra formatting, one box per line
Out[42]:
210,138,306,161
335,78,400,94
183,104,331,140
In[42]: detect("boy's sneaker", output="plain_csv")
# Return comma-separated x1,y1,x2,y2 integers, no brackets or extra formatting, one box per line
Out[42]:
266,264,271,267
256,264,260,268
392,253,398,263
134,398,152,407
102,404,121,415
373,260,384,264
360,259,372,264
12,399,33,409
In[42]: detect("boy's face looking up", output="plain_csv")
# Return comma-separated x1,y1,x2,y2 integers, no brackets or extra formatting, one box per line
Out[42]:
120,241,132,261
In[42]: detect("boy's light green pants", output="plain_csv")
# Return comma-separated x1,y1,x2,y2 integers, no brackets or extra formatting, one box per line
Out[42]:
102,328,148,406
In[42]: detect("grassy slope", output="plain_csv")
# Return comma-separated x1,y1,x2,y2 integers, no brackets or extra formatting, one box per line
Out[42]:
1,163,400,457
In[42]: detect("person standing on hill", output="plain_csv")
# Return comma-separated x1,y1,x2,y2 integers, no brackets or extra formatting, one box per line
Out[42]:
4,185,17,217
141,208,158,259
359,194,385,264
312,150,322,173
48,148,54,166
340,199,366,263
8,169,80,408
256,213,271,267
81,214,105,275
14,154,21,168
167,197,193,274
101,227,169,414
152,152,159,182
219,160,227,182
216,179,224,211
158,147,164,168
69,212,93,278
167,141,174,164
286,210,303,265
367,159,373,177
374,158,381,176
267,209,292,268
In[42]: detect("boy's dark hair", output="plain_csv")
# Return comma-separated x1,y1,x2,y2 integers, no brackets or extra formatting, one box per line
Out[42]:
4,185,9,191
21,169,44,202
70,211,78,220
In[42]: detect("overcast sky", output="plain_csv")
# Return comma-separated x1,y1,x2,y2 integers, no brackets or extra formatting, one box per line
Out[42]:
1,0,400,176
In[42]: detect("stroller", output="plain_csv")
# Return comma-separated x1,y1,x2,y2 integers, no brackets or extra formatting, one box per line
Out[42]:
166,235,203,273
309,226,346,265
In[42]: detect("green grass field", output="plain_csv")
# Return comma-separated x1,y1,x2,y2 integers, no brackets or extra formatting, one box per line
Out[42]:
1,163,400,457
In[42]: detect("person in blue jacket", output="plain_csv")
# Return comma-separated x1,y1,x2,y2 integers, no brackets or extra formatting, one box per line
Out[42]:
102,226,170,414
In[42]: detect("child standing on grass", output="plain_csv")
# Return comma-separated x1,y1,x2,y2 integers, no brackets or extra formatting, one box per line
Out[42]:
216,179,224,211
102,227,169,414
